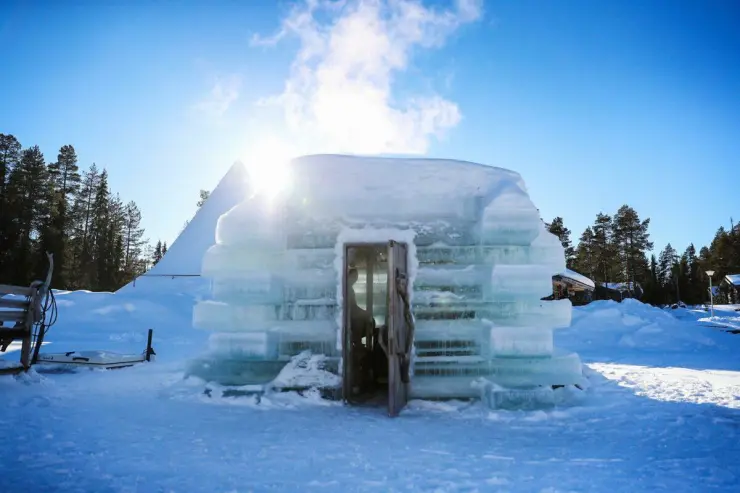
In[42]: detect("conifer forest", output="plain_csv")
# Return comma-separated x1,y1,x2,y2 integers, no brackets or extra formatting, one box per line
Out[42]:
0,134,152,291
546,209,740,305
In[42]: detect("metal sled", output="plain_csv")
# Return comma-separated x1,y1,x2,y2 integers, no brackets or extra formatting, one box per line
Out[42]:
34,329,156,372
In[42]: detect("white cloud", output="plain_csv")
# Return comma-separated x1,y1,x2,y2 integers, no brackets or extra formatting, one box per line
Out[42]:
252,0,483,155
193,74,242,118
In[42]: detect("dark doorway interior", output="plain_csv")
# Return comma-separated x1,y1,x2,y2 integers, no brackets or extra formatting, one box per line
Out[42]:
343,244,390,405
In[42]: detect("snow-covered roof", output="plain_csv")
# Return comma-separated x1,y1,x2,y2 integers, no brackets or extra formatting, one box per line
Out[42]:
603,282,642,292
725,274,740,286
557,269,595,289
121,154,563,293
282,154,532,222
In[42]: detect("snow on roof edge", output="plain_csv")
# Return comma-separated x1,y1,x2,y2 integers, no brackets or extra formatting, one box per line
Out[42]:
558,268,596,289
291,154,527,190
725,274,740,286
292,153,521,175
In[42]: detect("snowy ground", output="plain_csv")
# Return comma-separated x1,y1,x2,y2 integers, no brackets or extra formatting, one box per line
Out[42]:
2,293,740,492
695,304,740,332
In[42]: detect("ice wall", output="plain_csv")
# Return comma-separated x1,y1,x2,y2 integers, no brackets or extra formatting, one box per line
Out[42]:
188,155,583,396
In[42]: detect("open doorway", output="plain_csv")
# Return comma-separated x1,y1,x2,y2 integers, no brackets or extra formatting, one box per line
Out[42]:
342,241,411,417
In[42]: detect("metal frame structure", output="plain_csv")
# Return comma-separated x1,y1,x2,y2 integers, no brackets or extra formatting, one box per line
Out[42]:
0,253,54,373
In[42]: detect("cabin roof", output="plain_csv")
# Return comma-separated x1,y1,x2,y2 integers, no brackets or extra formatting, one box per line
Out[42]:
556,268,595,289
724,274,740,286
603,281,642,292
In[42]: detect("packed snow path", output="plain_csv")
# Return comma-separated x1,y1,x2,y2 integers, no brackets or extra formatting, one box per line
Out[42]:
1,296,740,492
2,363,739,492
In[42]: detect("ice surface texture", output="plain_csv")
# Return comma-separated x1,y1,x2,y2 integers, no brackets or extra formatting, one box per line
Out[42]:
189,155,583,396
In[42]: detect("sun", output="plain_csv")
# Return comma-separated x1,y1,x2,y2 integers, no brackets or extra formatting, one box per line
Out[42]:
241,136,296,200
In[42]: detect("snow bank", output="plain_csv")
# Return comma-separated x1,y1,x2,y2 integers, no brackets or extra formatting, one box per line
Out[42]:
559,299,723,359
698,309,740,331
0,289,207,365
271,350,341,389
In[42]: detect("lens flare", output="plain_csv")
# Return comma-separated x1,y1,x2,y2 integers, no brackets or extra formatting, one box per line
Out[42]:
242,136,295,200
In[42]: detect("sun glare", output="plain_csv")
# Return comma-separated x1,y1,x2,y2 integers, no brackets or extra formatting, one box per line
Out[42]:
242,136,296,200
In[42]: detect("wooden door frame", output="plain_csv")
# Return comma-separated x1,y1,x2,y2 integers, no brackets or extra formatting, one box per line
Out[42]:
387,240,409,417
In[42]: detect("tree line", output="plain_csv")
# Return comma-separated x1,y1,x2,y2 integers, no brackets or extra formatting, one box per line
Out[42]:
0,133,153,291
546,206,740,306
3,132,736,303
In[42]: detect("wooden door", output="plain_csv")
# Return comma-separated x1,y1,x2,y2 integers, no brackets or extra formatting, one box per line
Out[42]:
341,245,354,403
387,240,411,417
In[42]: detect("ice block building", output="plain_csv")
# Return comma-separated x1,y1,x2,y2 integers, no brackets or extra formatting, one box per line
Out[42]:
189,155,583,415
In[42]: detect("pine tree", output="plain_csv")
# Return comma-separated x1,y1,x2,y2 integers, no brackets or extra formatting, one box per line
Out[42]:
0,134,21,203
122,201,147,282
69,164,101,288
92,169,111,289
680,244,703,304
699,245,711,266
48,145,80,195
5,146,50,284
613,205,653,293
650,254,659,285
657,244,678,286
162,242,168,256
0,134,22,280
709,227,734,275
672,258,685,304
635,254,651,298
35,183,58,284
142,243,155,272
152,240,163,265
102,193,125,290
591,213,619,285
573,227,596,279
44,144,81,287
546,217,575,268
731,220,740,273
657,243,678,303
641,254,661,304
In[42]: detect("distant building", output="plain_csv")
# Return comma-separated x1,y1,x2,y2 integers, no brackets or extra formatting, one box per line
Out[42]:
551,269,595,306
596,281,643,301
720,274,740,304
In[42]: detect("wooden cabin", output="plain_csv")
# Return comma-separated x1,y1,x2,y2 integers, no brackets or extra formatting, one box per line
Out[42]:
720,274,740,304
551,269,595,306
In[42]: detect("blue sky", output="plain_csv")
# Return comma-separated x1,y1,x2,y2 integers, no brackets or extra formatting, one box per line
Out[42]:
1,0,738,261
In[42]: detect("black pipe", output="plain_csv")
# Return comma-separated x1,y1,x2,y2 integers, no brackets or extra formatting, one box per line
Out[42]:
145,329,155,361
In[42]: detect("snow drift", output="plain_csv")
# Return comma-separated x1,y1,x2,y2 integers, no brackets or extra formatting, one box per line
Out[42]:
555,299,740,371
